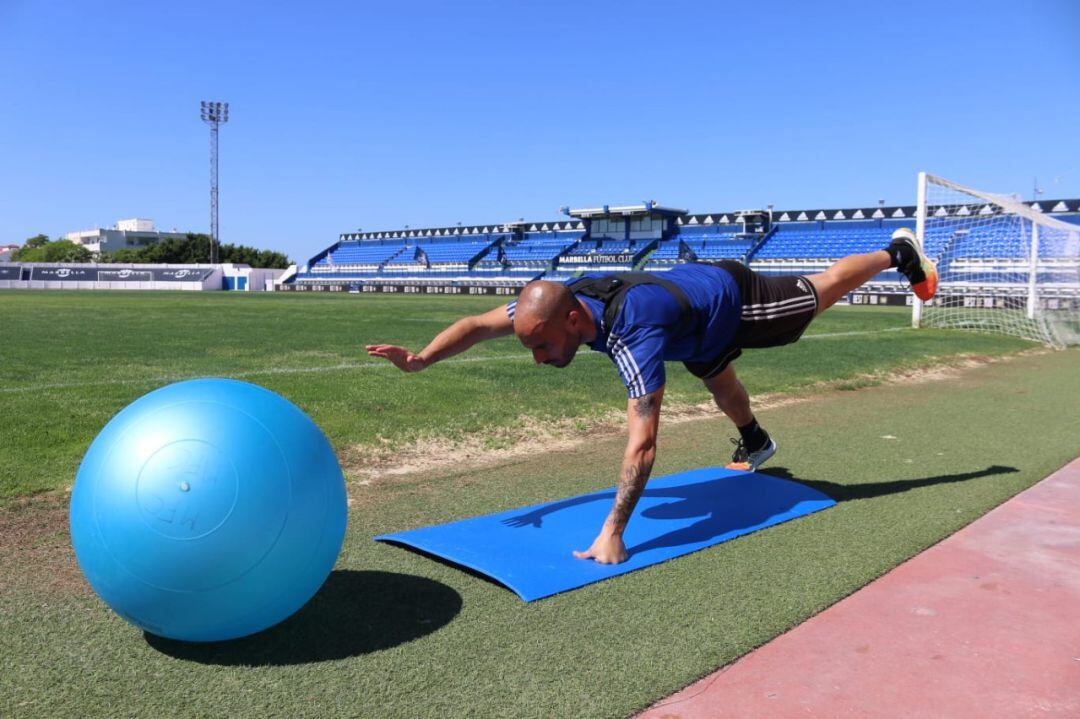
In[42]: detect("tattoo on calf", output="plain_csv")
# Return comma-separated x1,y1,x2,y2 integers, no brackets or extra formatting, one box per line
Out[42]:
611,462,647,526
634,393,657,418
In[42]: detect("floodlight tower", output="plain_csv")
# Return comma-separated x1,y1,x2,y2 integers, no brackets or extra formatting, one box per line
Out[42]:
200,101,229,264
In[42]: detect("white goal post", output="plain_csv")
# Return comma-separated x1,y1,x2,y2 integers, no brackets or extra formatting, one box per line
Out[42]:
912,172,1080,348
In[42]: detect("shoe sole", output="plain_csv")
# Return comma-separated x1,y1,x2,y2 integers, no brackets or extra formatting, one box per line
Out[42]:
725,440,777,472
913,262,938,301
892,228,938,301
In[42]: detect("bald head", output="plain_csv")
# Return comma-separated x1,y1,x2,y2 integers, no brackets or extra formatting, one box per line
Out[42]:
513,280,593,368
515,280,575,329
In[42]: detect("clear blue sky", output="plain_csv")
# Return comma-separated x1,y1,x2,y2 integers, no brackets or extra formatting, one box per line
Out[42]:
2,0,1077,263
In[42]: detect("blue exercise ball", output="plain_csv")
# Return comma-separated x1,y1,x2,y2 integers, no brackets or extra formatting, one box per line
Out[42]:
69,378,347,642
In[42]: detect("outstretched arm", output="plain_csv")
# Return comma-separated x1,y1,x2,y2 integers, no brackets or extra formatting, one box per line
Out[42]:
573,386,663,564
366,303,514,372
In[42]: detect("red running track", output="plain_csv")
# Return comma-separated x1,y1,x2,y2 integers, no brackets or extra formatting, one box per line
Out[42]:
639,457,1080,719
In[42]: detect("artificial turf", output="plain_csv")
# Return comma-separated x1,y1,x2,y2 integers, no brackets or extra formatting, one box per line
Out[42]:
0,286,1076,717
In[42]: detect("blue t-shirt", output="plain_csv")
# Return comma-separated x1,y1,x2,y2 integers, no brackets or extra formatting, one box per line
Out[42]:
507,264,742,398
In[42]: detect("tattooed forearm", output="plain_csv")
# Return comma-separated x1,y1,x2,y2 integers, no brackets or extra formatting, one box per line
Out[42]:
634,393,657,418
611,389,660,532
609,458,653,528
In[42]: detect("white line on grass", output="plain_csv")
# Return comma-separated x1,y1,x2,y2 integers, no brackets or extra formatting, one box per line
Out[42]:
0,354,538,395
0,328,907,395
802,327,910,340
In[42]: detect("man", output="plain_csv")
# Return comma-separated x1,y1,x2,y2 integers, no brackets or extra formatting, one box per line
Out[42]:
366,228,937,564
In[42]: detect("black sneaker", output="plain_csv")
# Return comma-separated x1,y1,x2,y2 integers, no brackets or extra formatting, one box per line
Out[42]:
889,228,938,301
725,436,777,471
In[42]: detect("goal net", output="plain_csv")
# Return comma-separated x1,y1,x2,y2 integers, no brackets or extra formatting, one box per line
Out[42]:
913,172,1080,348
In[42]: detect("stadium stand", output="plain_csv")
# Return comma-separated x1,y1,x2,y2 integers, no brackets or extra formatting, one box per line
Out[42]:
311,242,405,271
284,200,1080,304
467,229,584,285
756,221,890,259
550,235,655,280
677,224,755,262
749,219,906,285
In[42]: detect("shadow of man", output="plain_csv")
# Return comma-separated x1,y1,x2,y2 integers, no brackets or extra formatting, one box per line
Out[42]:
502,465,1019,560
761,464,1020,502
503,471,830,557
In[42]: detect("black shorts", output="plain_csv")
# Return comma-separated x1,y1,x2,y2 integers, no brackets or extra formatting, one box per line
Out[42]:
683,260,820,380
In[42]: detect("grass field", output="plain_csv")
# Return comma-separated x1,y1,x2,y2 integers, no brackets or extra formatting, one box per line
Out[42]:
0,289,1035,500
1,290,1078,718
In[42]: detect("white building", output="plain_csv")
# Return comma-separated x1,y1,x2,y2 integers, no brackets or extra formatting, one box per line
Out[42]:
115,218,155,232
65,219,187,255
0,244,19,262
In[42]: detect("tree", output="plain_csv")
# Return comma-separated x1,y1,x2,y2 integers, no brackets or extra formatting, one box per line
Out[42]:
257,250,289,268
11,246,46,262
98,234,290,268
11,232,289,268
101,248,143,263
12,234,52,260
43,240,92,263
11,238,90,263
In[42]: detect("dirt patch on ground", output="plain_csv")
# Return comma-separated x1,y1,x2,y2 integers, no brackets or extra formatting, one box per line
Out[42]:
0,490,91,598
0,349,1046,590
340,350,1046,505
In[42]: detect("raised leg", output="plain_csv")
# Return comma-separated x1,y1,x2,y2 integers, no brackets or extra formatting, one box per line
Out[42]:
806,250,892,316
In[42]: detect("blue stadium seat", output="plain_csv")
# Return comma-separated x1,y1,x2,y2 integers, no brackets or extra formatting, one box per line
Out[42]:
295,212,1078,289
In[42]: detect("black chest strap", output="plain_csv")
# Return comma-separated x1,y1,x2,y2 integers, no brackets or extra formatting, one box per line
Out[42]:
567,272,697,339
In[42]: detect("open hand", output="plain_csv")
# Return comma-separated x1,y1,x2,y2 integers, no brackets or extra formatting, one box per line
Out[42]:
573,531,628,564
365,344,427,373
502,512,543,528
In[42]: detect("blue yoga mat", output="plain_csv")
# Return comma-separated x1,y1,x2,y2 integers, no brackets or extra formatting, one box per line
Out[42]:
375,467,835,601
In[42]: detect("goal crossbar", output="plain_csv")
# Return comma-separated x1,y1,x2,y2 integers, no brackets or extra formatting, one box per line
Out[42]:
914,172,1080,348
924,173,1078,234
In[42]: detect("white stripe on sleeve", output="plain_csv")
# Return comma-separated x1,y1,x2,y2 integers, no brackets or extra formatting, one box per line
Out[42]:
608,336,646,397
